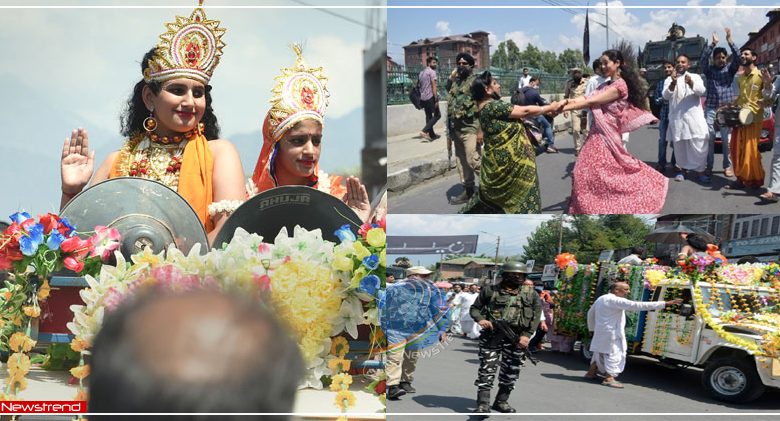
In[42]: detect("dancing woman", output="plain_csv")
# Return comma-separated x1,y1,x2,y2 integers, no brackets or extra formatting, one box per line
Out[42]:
560,49,668,214
249,46,371,222
59,7,245,243
461,71,564,214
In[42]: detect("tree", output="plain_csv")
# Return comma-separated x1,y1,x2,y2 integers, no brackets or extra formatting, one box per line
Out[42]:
491,42,508,69
521,215,654,265
505,39,521,70
559,48,586,71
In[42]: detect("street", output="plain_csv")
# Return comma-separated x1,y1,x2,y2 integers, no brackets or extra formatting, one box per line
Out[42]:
389,125,778,214
386,335,780,420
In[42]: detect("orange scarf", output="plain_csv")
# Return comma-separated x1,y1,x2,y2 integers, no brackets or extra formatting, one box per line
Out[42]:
251,113,345,197
110,134,214,232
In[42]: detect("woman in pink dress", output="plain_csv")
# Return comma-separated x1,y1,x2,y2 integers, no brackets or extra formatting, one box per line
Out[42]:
560,49,668,214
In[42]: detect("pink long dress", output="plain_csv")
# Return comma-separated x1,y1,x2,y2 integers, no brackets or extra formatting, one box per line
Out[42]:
569,79,668,214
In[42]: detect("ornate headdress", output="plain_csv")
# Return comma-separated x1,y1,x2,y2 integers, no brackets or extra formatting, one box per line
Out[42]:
143,4,226,85
267,44,329,142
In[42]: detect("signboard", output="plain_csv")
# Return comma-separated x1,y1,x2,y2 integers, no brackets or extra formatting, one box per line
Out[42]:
725,236,780,257
387,235,479,255
525,260,536,272
542,264,558,280
598,250,615,262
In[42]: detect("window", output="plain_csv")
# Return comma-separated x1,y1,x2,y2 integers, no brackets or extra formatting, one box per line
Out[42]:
761,218,769,236
773,216,780,235
734,222,741,239
742,221,749,238
751,219,759,237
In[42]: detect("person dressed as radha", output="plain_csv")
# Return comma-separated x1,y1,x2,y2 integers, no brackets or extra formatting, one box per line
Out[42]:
560,49,668,214
59,6,246,244
248,45,371,223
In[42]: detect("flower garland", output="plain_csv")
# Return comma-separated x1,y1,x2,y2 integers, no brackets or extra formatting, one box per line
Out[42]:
0,212,118,401
67,223,386,411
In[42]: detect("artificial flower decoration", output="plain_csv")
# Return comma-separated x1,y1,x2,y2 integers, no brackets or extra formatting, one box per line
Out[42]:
555,252,577,270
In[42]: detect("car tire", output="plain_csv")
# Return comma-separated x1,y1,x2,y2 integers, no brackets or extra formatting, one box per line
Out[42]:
701,357,766,403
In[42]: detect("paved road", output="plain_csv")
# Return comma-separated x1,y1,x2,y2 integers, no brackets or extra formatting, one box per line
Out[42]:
389,125,778,214
387,335,780,420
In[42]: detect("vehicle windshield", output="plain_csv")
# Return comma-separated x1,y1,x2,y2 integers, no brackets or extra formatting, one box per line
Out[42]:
645,45,667,62
699,286,778,318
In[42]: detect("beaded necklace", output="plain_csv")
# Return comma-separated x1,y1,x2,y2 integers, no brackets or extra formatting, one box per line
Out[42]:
115,126,200,190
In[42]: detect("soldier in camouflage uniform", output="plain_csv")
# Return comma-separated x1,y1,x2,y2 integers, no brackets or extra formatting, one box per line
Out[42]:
446,52,482,205
469,261,542,415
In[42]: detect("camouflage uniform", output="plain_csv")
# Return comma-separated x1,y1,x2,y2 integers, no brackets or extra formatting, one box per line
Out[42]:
470,283,542,412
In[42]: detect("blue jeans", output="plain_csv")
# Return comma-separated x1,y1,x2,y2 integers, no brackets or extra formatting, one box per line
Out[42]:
705,107,732,171
534,116,555,146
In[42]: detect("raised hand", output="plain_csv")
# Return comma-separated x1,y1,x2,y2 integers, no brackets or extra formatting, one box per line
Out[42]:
342,176,371,223
61,128,94,196
761,68,773,86
711,31,718,46
685,74,693,88
725,27,732,43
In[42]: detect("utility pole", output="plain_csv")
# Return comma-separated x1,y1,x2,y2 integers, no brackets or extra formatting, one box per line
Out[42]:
557,214,565,255
605,1,610,49
494,236,501,284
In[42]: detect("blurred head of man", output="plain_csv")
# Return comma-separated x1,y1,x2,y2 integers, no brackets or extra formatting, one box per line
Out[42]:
663,60,674,77
675,54,690,74
529,76,540,89
386,274,395,284
89,289,304,419
572,69,583,83
610,281,631,298
523,68,529,76
740,47,757,68
427,56,438,70
713,47,728,68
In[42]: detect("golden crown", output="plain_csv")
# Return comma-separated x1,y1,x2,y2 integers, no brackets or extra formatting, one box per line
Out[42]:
267,44,329,141
143,6,226,84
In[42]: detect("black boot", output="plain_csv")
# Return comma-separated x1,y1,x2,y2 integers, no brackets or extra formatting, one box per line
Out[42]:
474,390,491,416
399,381,416,393
449,186,475,205
387,384,407,400
491,386,516,413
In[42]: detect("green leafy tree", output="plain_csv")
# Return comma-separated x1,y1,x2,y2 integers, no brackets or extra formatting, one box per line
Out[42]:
491,42,508,69
559,48,586,71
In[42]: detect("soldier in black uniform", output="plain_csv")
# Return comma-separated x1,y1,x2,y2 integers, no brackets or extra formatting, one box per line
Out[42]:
469,261,542,415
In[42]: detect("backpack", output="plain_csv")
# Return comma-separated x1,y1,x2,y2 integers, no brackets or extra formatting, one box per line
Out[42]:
409,78,423,110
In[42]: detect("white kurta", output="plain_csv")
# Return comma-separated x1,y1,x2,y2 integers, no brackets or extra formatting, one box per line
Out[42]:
663,73,709,171
587,293,666,376
456,292,481,338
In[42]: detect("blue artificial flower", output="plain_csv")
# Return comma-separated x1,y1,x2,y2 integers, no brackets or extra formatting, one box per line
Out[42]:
362,254,379,271
59,217,76,237
377,289,386,310
19,224,44,256
9,211,31,225
46,230,65,251
358,274,381,296
334,224,357,243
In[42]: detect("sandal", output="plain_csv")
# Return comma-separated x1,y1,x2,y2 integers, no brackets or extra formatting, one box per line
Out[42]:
760,192,780,203
602,380,624,388
724,181,745,190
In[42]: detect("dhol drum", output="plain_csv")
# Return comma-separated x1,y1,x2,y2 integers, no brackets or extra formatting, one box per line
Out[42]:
716,105,754,127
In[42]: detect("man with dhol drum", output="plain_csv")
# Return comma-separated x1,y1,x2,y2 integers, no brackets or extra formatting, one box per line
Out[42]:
727,47,766,190
663,54,709,183
701,27,740,179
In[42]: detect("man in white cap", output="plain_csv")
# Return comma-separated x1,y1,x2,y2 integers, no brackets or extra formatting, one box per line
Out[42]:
383,266,449,400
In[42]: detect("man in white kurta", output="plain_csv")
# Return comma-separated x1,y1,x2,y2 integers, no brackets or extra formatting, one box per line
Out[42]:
663,54,709,182
586,282,680,388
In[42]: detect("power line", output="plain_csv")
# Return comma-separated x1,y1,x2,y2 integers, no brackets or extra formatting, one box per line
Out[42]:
288,0,383,33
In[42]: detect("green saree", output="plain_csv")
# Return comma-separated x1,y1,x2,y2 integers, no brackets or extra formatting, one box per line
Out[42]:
461,99,541,214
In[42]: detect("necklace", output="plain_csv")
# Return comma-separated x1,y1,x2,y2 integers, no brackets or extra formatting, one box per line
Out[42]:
115,133,189,190
148,123,203,145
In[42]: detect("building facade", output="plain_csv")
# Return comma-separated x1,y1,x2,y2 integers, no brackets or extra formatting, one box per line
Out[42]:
652,215,731,261
742,9,780,68
722,215,780,261
403,31,490,70
439,257,500,281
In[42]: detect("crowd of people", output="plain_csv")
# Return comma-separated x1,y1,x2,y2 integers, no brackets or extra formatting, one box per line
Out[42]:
413,26,780,214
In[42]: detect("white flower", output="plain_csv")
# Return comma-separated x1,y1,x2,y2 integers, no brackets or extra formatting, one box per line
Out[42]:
332,296,364,339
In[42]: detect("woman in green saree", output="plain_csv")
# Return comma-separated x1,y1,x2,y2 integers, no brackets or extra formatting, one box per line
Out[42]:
461,71,565,214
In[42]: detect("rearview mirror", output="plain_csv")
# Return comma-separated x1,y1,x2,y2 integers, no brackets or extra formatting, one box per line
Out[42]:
680,303,694,318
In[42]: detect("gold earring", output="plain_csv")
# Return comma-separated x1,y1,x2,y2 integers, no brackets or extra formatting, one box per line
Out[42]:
143,108,157,132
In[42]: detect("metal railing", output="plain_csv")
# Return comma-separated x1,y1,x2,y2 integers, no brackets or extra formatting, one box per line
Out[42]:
388,66,569,105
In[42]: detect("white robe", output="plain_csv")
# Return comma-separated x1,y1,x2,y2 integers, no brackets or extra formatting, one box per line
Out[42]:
663,73,709,171
587,293,666,376
455,292,481,338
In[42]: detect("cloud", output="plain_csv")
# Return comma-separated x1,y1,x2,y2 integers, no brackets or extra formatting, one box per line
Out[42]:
436,20,452,36
488,31,499,53
305,36,365,119
504,30,544,51
570,1,766,56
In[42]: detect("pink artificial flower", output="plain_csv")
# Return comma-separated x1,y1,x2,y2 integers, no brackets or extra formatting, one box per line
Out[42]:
253,273,271,291
102,287,126,311
88,226,121,261
60,236,91,273
63,255,85,272
257,243,271,254
358,222,373,239
377,216,386,231
151,265,199,292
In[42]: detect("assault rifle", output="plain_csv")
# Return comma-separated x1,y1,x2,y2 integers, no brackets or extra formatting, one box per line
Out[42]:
484,312,539,366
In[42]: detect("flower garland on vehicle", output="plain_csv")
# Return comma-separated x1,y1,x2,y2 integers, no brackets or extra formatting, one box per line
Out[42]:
0,212,119,401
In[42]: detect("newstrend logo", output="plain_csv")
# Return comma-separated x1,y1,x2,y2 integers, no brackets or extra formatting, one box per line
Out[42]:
258,192,311,211
0,401,86,413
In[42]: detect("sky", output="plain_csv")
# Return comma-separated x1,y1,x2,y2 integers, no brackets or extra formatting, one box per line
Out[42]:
0,0,385,219
388,0,778,66
388,214,557,267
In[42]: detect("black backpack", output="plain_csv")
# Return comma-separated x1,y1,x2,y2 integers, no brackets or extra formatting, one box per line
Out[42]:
409,79,423,110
